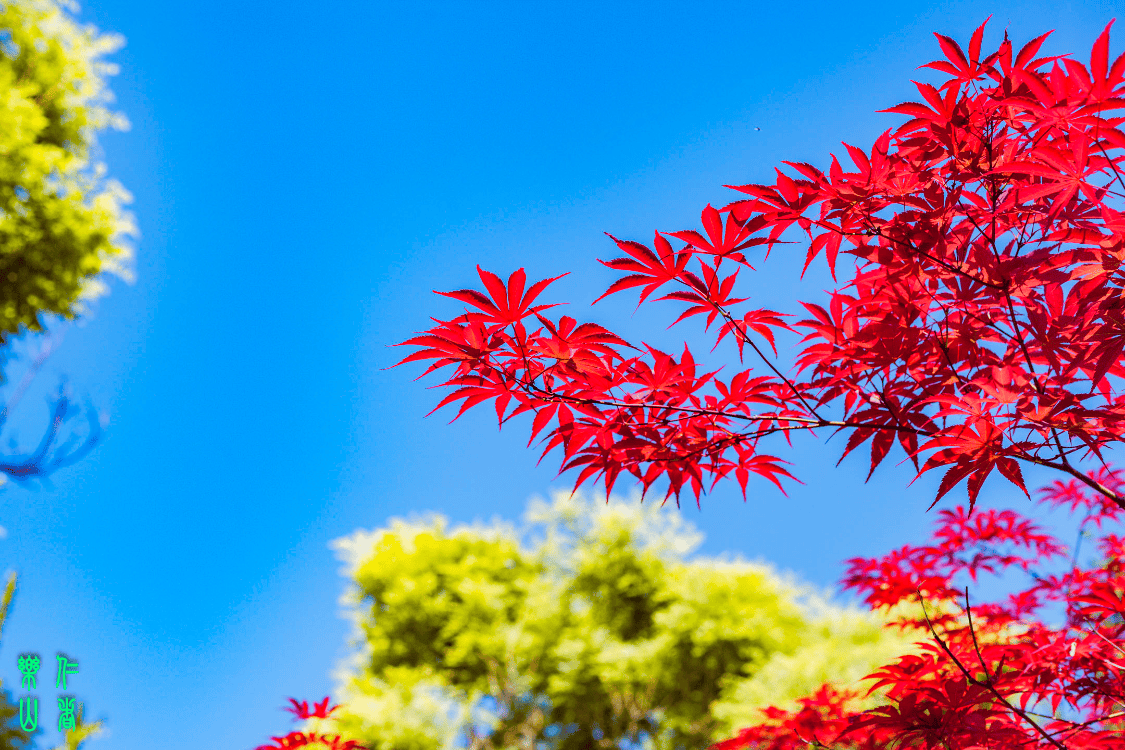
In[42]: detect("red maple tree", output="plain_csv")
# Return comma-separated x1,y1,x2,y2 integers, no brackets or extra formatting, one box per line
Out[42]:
255,697,367,750
397,18,1125,515
712,470,1125,749
390,17,1125,750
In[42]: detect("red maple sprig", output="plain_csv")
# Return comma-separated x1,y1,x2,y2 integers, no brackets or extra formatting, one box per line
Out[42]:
254,696,366,750
710,466,1125,750
396,19,1125,514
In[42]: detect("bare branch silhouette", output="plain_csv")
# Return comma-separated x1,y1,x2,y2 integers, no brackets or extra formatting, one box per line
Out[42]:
0,332,104,487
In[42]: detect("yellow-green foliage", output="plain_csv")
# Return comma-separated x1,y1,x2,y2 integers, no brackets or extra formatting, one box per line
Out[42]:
0,0,134,346
0,572,34,750
313,492,924,750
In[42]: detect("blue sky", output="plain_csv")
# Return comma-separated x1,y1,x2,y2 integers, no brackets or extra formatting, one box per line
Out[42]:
0,0,1121,748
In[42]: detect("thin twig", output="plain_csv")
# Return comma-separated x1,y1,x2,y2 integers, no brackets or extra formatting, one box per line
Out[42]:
917,588,1069,750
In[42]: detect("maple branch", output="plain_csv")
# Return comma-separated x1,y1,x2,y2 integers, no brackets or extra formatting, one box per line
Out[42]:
870,383,923,454
982,267,1079,471
869,225,1006,291
1048,709,1125,746
464,333,1125,514
963,587,999,687
512,329,1125,508
1082,624,1125,660
917,589,1069,750
710,302,824,419
404,22,1125,520
644,238,825,421
1094,139,1125,196
514,372,935,439
1019,455,1125,512
794,207,1005,292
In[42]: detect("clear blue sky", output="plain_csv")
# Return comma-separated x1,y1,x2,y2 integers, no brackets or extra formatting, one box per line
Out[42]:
0,1,1120,748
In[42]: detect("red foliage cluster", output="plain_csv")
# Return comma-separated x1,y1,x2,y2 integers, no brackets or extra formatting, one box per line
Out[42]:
255,697,367,750
711,469,1125,749
396,19,1125,515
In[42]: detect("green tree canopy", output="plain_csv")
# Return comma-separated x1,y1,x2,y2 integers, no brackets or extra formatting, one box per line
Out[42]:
0,574,33,750
308,492,923,750
0,0,134,348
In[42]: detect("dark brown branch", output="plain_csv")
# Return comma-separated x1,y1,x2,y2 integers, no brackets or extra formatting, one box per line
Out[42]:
917,589,1069,750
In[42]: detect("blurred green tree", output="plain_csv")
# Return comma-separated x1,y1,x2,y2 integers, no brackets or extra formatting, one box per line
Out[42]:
304,491,922,750
0,0,134,348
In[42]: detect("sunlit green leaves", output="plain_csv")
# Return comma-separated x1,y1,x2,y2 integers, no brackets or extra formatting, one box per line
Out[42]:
0,0,134,349
313,492,921,750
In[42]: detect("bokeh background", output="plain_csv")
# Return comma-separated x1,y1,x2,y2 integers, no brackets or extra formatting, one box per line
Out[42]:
0,0,1121,747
